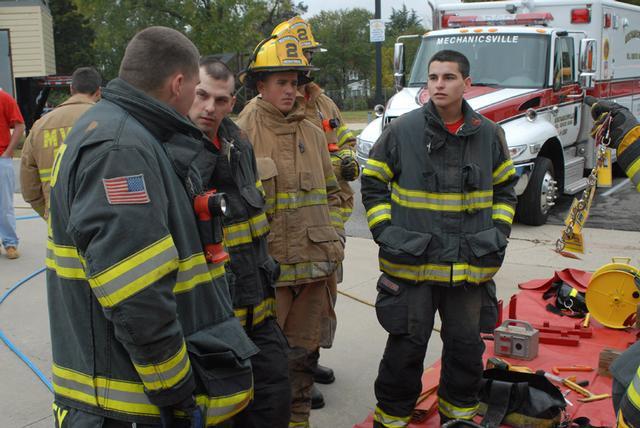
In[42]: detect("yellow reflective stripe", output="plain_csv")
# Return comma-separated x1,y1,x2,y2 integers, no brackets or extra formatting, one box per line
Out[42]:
367,203,391,228
234,297,277,328
133,342,191,392
380,258,452,282
493,159,516,185
336,125,355,147
39,168,52,183
334,147,355,159
88,235,179,308
279,261,336,282
52,364,159,416
224,222,253,248
46,239,87,280
452,263,500,284
326,174,339,189
173,253,213,294
492,203,515,225
197,386,253,426
373,405,411,427
380,258,499,284
265,189,328,213
618,409,633,428
626,157,640,191
330,209,344,228
255,179,265,197
391,183,493,211
363,159,394,183
626,368,640,410
210,261,226,280
438,397,479,420
341,206,353,222
248,212,270,238
53,363,252,422
289,421,310,428
619,125,640,154
225,214,270,248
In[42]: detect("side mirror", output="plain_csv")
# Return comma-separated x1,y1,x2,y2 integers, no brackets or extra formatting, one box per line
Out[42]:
579,38,597,73
579,73,595,89
374,104,385,117
393,42,405,91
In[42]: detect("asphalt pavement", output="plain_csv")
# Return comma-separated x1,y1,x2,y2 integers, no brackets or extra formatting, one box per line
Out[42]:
2,157,640,427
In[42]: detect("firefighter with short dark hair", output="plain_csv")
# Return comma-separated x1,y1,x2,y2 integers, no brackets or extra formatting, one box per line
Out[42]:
361,49,517,427
47,26,257,427
188,56,290,428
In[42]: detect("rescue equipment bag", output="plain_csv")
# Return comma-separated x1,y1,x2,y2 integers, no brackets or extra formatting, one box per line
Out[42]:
543,281,588,318
477,369,566,428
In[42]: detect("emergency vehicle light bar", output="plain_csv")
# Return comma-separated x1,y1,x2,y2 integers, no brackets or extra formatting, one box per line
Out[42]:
447,12,554,28
39,76,73,87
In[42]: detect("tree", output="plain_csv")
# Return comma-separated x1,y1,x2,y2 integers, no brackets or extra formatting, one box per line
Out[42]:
73,0,307,80
380,5,426,89
386,4,423,40
50,0,96,75
309,9,373,92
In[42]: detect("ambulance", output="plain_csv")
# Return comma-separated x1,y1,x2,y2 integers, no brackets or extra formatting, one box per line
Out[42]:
356,0,640,225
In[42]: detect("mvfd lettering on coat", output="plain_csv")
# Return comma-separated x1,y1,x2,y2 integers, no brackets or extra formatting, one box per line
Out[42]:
44,127,73,148
435,35,519,45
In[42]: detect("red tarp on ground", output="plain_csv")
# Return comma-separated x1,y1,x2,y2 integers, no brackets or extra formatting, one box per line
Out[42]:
354,270,636,428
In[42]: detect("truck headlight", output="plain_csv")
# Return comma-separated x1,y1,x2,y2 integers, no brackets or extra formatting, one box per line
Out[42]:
356,136,374,158
509,145,527,160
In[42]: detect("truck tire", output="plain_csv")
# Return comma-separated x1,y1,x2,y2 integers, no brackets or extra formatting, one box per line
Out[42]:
517,157,558,226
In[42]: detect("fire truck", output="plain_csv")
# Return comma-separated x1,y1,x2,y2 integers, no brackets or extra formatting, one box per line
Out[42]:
356,0,640,225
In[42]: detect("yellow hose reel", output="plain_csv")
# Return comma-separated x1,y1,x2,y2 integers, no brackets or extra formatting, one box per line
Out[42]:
586,258,640,329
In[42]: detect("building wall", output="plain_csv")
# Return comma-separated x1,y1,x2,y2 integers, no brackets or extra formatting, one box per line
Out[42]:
0,4,56,78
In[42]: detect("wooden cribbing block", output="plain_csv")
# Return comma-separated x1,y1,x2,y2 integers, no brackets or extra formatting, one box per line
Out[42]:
599,348,624,377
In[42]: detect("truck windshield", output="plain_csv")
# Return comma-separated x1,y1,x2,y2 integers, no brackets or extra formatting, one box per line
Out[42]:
409,33,549,88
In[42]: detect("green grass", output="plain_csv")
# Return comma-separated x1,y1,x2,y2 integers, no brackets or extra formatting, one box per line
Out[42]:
341,110,371,123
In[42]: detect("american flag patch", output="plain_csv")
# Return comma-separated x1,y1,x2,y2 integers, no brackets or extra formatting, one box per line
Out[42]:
102,174,150,205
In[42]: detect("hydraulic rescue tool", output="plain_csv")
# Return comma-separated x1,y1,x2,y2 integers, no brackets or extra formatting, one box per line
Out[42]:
193,189,229,264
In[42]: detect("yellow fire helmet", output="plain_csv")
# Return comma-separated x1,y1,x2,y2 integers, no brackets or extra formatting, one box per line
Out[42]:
239,29,317,88
272,16,327,52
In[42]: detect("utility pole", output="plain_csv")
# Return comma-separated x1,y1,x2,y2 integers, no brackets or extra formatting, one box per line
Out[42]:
375,0,383,105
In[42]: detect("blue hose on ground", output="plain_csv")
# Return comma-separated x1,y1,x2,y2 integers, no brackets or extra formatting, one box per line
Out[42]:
16,214,41,221
0,267,53,392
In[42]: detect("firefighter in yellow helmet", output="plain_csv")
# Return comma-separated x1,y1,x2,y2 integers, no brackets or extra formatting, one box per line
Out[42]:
237,31,345,428
271,16,359,410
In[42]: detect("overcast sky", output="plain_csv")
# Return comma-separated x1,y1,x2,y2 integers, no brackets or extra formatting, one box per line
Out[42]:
301,0,460,27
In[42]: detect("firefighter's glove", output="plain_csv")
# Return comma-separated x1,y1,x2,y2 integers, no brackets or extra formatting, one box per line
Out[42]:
159,396,203,428
340,155,359,181
590,99,639,151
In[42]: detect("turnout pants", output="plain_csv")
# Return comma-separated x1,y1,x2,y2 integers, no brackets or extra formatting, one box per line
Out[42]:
233,318,291,428
373,278,486,428
276,279,334,426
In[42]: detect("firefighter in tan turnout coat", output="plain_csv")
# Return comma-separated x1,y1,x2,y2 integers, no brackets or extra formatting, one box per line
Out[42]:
236,30,345,428
20,67,101,219
271,16,360,408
